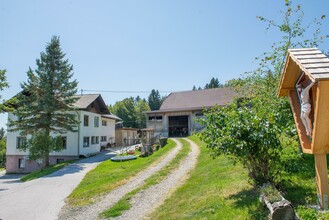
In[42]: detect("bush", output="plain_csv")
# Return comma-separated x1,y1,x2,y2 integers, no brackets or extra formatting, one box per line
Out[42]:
159,138,168,147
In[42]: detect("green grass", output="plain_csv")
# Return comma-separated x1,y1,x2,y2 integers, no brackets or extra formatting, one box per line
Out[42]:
67,139,176,207
281,154,329,219
148,136,268,220
100,138,191,218
20,160,77,182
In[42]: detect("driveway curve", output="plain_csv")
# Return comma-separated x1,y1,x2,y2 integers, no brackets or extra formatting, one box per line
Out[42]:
0,151,116,220
58,138,182,220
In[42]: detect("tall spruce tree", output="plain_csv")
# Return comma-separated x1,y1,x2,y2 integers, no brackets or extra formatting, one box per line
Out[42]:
9,36,79,167
148,89,163,110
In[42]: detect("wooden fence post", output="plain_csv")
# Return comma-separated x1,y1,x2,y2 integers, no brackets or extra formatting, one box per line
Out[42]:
314,153,329,209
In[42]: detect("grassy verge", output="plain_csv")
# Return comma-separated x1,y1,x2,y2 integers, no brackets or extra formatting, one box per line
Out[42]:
281,154,329,219
148,136,268,219
20,160,77,182
67,139,176,207
100,138,191,218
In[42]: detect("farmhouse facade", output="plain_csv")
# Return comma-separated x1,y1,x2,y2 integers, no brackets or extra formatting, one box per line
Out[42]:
6,94,120,173
145,88,236,137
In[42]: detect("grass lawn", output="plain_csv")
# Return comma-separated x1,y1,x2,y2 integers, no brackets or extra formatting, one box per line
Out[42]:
101,138,191,218
148,136,268,219
281,154,329,219
67,139,176,207
20,160,77,182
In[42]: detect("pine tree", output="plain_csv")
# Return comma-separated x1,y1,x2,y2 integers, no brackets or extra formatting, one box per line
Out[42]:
0,69,10,112
9,36,79,167
148,89,163,110
204,77,222,89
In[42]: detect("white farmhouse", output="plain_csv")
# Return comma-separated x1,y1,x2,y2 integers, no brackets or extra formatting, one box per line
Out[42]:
6,94,120,173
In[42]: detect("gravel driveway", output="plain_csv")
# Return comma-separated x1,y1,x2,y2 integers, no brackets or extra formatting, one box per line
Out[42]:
0,151,116,220
113,138,200,220
58,138,183,220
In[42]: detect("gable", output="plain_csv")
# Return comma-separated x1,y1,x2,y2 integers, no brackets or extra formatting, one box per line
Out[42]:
74,94,110,114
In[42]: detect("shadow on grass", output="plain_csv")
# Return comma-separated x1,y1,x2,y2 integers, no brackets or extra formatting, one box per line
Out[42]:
228,188,269,219
282,181,317,205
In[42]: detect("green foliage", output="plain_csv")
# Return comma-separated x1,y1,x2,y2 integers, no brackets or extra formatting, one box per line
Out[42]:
204,77,223,89
8,36,79,167
296,206,317,220
198,1,328,186
22,131,65,160
193,77,223,90
0,137,6,168
148,89,163,110
135,99,150,128
109,97,150,128
0,69,12,113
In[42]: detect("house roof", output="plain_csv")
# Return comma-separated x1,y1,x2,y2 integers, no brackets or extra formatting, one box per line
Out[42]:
74,94,109,114
278,48,329,96
146,87,236,113
74,94,102,109
102,114,122,121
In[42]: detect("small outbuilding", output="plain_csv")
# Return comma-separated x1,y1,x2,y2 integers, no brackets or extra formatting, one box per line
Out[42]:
115,128,139,147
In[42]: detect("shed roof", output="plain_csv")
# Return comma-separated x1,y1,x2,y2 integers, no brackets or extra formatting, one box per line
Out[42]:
155,87,235,112
278,48,329,96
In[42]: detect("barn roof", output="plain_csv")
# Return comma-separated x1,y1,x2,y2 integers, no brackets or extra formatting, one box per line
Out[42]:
146,88,236,113
278,48,329,96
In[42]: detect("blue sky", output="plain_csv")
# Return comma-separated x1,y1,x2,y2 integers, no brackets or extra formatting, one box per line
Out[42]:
0,0,329,129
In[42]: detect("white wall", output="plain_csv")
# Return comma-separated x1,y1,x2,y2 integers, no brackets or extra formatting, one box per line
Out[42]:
99,117,115,146
6,111,116,157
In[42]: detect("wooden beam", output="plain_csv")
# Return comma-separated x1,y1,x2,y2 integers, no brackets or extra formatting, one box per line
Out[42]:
312,81,329,154
314,154,329,209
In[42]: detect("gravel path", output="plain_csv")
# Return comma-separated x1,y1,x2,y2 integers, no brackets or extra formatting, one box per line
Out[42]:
112,138,199,220
58,138,183,220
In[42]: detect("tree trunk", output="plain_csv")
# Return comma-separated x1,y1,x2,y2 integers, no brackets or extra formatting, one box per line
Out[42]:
44,127,50,167
261,196,295,220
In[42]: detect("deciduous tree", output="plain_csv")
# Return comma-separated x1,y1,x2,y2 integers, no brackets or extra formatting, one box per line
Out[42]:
199,1,328,185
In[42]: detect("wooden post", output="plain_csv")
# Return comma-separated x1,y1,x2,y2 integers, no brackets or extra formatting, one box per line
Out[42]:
314,154,329,209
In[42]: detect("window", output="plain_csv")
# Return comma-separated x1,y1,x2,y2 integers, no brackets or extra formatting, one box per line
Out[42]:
61,136,67,149
148,116,162,121
18,158,25,168
83,137,90,147
94,116,99,127
91,136,99,144
57,159,64,164
101,136,107,142
102,120,107,126
17,137,27,149
84,115,89,126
